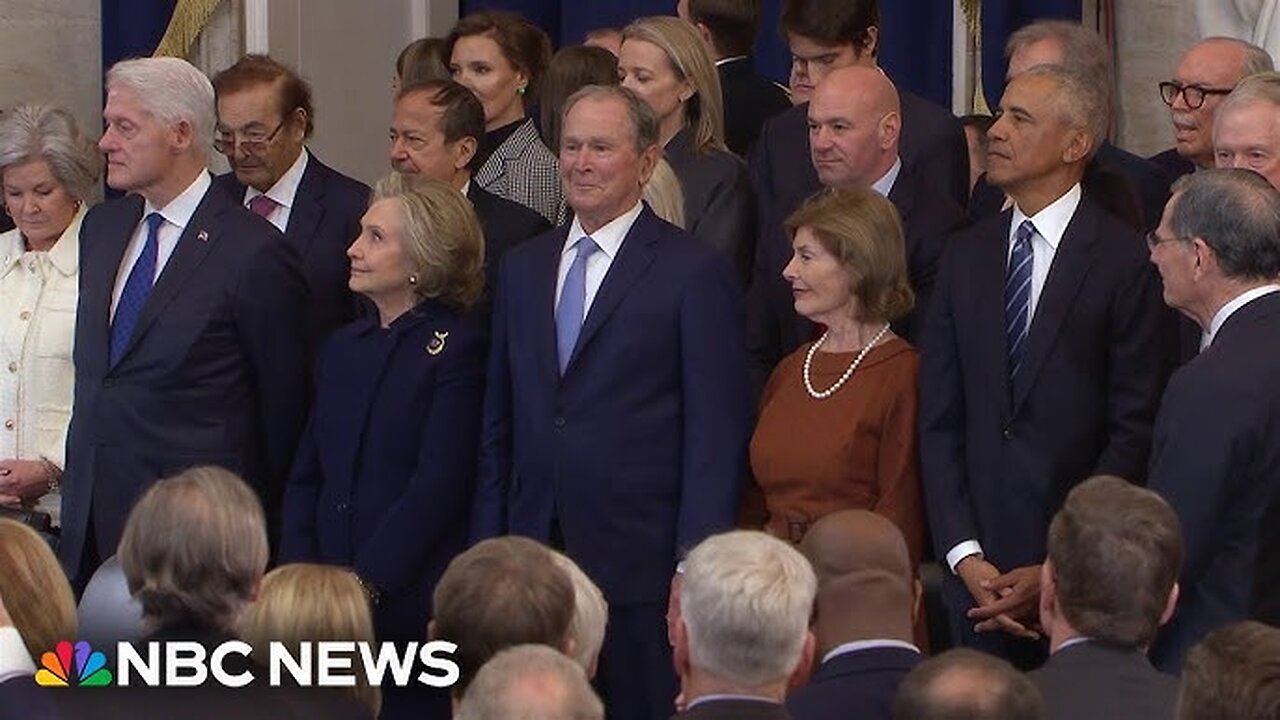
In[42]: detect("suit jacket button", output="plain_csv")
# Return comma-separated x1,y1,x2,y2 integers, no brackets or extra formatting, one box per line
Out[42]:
554,417,565,429
1002,427,1013,440
337,502,349,512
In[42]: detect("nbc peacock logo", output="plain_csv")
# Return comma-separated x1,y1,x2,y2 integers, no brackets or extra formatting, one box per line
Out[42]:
35,640,113,687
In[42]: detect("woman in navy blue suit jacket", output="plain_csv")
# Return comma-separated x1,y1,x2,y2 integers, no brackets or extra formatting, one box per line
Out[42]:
281,173,486,717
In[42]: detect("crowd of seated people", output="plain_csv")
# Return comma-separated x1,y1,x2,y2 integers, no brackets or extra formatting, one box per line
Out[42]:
2,0,1280,718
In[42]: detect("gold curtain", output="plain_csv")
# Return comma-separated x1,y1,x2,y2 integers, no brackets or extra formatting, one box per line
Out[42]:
961,0,990,114
153,0,224,59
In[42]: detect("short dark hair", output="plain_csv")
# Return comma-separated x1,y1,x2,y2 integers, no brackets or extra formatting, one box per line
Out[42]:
780,0,879,56
1179,621,1280,720
432,537,575,696
212,54,315,137
1170,168,1280,281
539,46,619,152
397,80,486,145
688,0,761,58
893,649,1044,720
445,12,553,102
1047,476,1182,648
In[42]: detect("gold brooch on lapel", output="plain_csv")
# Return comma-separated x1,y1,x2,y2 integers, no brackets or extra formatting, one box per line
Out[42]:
427,331,449,356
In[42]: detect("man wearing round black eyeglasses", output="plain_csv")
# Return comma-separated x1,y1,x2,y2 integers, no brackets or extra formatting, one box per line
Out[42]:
1149,38,1273,187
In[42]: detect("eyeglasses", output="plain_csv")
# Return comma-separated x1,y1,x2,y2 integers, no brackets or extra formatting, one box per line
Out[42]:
1145,230,1188,250
1159,81,1234,110
213,119,287,156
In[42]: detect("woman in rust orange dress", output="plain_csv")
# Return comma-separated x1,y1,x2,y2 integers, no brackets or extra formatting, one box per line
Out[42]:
749,186,925,567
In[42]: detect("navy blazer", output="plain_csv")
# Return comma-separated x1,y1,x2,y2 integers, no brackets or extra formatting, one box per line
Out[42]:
213,151,369,343
60,181,310,577
919,196,1173,570
1030,641,1178,720
718,56,791,158
1148,291,1280,672
467,182,551,325
665,127,757,286
472,206,752,605
787,646,922,720
281,300,485,640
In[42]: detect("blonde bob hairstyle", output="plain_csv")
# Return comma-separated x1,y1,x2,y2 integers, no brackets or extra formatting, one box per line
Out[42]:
240,564,381,717
0,519,77,659
622,16,727,153
371,173,485,311
643,156,686,229
784,186,914,323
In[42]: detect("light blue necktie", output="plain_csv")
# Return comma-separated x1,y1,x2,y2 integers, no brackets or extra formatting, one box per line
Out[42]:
110,212,164,366
556,236,598,374
1005,219,1035,378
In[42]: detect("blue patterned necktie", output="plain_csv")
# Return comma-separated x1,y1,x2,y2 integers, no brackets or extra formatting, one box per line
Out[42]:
110,212,165,365
1005,219,1035,378
556,236,599,374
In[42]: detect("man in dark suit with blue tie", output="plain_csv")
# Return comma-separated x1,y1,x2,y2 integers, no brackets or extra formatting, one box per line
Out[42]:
919,65,1173,667
59,57,309,583
473,84,752,720
212,54,368,344
1145,169,1280,672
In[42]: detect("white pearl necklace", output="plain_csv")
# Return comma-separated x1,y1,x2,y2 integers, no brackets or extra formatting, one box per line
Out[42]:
803,324,892,400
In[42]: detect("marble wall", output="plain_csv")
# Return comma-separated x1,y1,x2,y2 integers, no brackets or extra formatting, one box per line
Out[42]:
1113,0,1201,157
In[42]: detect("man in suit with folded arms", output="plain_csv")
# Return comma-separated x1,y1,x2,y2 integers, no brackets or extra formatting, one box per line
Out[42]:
1145,168,1280,671
787,510,922,720
213,54,368,343
919,64,1173,667
473,84,751,720
59,57,309,583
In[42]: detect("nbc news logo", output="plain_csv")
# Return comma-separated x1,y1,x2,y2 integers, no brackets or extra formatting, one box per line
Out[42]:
35,640,113,687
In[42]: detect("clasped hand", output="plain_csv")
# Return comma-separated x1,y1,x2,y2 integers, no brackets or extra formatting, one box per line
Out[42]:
956,556,1043,639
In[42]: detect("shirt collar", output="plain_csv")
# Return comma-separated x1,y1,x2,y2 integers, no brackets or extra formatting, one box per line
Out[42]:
1010,182,1082,251
715,56,748,67
871,156,902,199
822,638,921,665
0,204,86,278
564,200,643,260
145,170,213,230
245,147,309,210
1203,284,1280,349
687,694,780,709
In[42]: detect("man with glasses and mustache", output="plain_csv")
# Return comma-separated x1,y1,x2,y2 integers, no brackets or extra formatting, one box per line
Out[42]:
213,54,369,344
1150,38,1273,187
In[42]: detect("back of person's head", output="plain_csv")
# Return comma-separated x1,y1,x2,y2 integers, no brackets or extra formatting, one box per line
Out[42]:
550,551,608,678
780,0,879,56
456,644,604,720
1005,20,1113,119
106,56,216,155
1179,621,1280,720
118,466,268,634
643,156,686,229
539,45,619,152
397,37,451,87
432,536,575,696
1044,475,1182,648
212,53,316,137
893,649,1044,720
239,564,380,716
0,519,76,659
1169,167,1280,282
687,0,762,58
678,530,816,688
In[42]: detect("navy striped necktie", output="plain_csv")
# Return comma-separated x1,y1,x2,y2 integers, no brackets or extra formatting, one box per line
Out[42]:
1005,219,1035,378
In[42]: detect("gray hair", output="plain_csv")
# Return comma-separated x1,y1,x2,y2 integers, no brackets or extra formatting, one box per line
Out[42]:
1219,71,1280,119
643,156,686,228
680,531,816,687
1169,168,1280,280
455,644,604,720
550,551,608,675
1005,20,1113,120
1019,64,1107,159
1196,36,1276,78
893,649,1045,720
0,104,101,201
106,57,216,153
561,84,660,153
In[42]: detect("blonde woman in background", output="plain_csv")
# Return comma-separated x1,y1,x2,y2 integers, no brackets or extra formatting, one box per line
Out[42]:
0,518,77,662
643,157,686,229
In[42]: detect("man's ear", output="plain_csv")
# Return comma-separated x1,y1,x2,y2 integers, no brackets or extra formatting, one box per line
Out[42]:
859,26,880,59
170,118,195,154
453,136,478,171
1061,127,1093,165
426,619,438,641
1191,237,1214,278
787,630,817,692
1159,582,1180,627
695,22,715,51
672,617,692,678
879,111,901,151
1038,560,1057,630
637,143,661,186
562,634,577,658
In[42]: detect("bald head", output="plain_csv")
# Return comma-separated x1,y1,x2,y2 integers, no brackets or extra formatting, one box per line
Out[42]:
801,510,916,654
808,66,901,188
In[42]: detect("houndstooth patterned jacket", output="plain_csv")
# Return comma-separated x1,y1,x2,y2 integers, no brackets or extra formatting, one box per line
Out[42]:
474,118,566,225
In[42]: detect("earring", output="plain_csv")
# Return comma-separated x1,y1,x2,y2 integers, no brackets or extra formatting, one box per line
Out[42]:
409,274,418,285
517,85,527,96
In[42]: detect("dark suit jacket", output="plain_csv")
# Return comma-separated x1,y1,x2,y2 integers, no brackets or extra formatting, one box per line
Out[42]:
213,151,368,343
786,646,922,720
467,182,551,325
60,181,310,577
472,206,751,605
749,92,969,236
677,698,791,720
746,164,966,385
1149,147,1196,187
1030,641,1178,720
665,127,757,287
0,677,56,720
919,195,1172,571
1148,291,1280,672
281,300,485,641
718,56,791,157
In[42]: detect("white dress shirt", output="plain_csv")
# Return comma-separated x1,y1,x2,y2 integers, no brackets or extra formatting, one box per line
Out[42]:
242,147,309,232
0,206,85,525
1201,284,1280,350
0,626,35,682
946,183,1083,573
822,638,921,665
110,171,213,318
554,201,644,317
870,156,902,199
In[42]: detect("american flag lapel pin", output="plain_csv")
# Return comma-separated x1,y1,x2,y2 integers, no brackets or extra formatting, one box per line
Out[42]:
197,229,209,243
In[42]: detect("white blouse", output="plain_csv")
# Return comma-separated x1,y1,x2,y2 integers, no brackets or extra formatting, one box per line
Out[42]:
0,205,84,525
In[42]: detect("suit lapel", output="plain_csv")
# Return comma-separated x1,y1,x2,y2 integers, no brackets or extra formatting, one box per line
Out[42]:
477,119,531,188
90,198,145,371
565,209,659,374
1011,202,1098,411
535,227,568,385
979,213,1015,414
285,157,324,256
